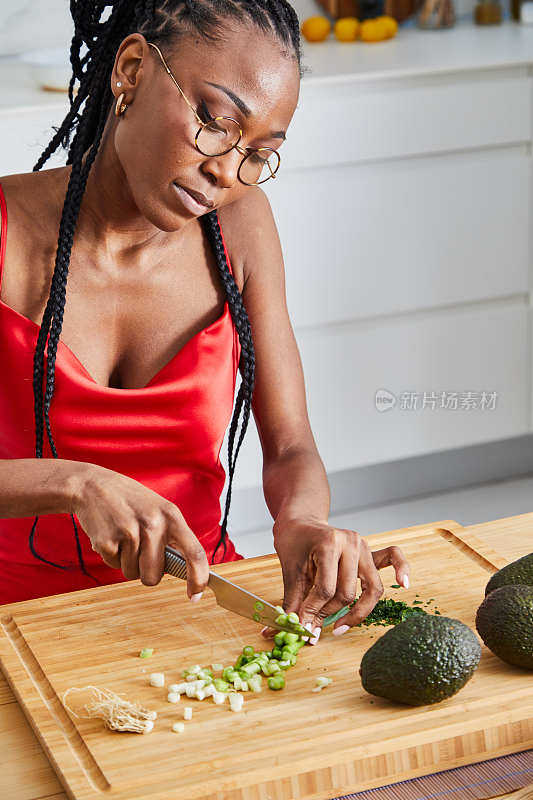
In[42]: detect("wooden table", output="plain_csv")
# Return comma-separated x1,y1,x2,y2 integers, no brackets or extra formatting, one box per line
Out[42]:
1,512,532,800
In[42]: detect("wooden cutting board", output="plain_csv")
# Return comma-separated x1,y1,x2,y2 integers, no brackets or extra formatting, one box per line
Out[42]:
0,519,531,800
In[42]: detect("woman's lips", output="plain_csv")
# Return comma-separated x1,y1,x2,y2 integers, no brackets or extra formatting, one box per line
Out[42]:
172,182,213,214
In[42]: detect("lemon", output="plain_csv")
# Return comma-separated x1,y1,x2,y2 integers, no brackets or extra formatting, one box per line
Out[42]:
375,15,398,38
359,18,387,42
334,16,360,42
301,15,332,43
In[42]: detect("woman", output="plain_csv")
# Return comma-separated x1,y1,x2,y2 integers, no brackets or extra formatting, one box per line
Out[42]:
0,0,409,642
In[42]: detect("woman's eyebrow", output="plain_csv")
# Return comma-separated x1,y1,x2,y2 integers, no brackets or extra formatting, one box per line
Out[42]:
203,80,287,140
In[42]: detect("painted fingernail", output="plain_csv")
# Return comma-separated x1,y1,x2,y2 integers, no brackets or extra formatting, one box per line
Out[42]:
309,626,321,646
401,574,409,589
190,592,203,602
333,624,350,636
261,626,269,635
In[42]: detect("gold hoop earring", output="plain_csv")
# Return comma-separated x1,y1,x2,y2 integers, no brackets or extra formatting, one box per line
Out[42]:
114,92,128,116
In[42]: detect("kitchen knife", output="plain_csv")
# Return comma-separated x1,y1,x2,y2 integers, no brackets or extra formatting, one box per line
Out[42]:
164,545,302,635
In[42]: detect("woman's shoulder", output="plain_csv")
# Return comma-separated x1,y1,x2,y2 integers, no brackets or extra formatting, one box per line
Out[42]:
0,168,65,244
1,169,49,206
0,169,65,307
216,187,277,293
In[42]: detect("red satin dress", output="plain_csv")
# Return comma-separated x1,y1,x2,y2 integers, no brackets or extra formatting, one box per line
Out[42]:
0,180,244,605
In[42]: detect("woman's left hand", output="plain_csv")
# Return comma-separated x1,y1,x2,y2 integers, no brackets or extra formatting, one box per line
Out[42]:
267,517,411,645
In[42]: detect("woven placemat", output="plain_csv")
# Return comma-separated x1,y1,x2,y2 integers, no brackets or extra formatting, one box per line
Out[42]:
332,749,533,800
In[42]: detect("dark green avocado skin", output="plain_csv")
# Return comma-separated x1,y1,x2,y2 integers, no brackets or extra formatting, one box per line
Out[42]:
475,584,533,670
485,553,533,596
359,615,481,706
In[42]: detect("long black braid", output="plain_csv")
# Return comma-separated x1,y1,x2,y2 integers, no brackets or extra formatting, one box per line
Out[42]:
28,0,305,575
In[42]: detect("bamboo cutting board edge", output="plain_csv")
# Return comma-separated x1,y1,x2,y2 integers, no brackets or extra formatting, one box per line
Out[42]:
1,518,531,800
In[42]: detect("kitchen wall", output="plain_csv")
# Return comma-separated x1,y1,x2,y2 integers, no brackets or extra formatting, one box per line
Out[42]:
0,0,481,59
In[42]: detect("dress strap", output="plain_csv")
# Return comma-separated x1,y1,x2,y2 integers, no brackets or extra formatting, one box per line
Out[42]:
0,182,6,294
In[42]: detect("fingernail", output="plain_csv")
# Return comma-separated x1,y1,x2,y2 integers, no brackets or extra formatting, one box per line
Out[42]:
301,621,313,643
333,624,350,636
261,626,269,635
309,626,321,646
401,574,409,589
190,592,203,602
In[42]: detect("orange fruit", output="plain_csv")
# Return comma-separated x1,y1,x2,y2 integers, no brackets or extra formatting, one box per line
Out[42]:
301,15,332,42
375,15,398,38
334,16,360,42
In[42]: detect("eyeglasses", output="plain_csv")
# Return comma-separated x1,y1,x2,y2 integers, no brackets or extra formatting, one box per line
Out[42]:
146,41,281,186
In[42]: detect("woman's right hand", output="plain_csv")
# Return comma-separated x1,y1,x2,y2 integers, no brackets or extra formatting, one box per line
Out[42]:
69,463,210,598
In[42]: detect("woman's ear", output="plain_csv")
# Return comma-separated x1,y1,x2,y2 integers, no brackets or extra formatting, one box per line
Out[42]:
111,33,149,97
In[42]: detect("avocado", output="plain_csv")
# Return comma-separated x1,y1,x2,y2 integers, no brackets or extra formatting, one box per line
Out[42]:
475,584,533,670
485,552,533,596
359,614,481,706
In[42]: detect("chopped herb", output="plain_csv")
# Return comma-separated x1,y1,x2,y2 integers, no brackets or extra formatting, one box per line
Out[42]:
390,584,401,588
139,648,154,658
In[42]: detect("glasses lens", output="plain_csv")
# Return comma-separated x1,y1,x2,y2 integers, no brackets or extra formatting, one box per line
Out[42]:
197,118,241,156
239,148,280,185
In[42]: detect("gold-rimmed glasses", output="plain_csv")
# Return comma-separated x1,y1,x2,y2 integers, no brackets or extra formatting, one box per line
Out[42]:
146,41,281,186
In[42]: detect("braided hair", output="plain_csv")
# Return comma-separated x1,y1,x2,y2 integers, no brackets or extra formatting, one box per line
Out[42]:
28,0,304,577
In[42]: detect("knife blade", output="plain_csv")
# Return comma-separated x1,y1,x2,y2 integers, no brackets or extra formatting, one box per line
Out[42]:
164,545,300,634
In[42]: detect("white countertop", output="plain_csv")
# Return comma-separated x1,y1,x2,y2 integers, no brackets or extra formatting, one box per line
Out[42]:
0,19,531,112
301,19,533,85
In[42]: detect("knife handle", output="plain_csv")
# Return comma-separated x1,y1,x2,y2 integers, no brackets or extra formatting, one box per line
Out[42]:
164,545,188,581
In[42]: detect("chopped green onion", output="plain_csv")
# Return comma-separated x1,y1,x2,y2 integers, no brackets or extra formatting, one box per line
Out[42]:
254,601,264,611
248,675,263,692
274,631,287,647
139,648,154,658
172,722,185,733
229,692,244,712
274,605,285,614
287,612,299,625
285,632,299,645
268,674,285,690
316,676,332,688
183,707,193,720
149,672,165,688
243,645,255,658
213,678,230,692
211,663,223,672
275,613,288,626
252,613,261,622
241,661,261,676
